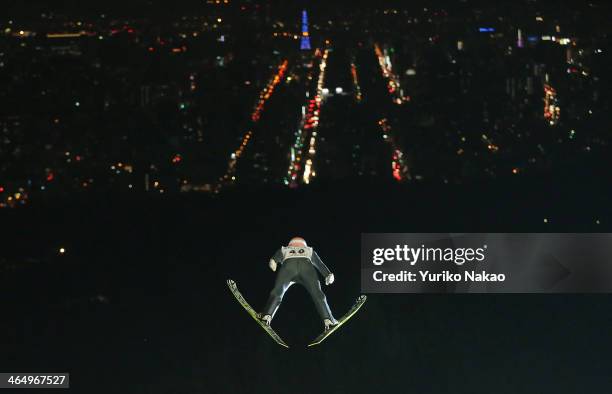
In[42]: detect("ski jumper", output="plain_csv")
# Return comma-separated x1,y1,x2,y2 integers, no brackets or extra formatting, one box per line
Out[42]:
262,246,336,323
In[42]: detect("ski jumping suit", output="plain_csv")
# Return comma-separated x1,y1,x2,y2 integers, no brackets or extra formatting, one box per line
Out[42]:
262,246,336,323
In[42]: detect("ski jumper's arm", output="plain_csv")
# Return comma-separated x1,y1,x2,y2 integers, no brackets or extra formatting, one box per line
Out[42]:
271,248,284,265
311,250,332,278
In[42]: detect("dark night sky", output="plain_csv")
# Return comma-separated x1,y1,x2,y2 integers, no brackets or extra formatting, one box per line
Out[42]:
5,0,611,17
2,176,612,392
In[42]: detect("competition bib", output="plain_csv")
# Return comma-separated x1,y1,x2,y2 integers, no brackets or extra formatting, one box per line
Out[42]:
281,246,313,261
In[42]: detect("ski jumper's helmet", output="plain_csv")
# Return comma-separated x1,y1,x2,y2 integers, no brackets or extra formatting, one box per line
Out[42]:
288,237,307,247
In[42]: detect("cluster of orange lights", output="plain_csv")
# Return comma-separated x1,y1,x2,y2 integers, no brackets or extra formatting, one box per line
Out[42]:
0,187,28,209
287,49,329,186
273,32,301,40
374,44,410,105
214,60,288,192
233,132,252,161
544,84,560,126
214,131,252,190
212,59,289,193
378,118,410,182
350,62,363,102
392,150,405,182
214,62,289,192
252,60,288,122
7,156,65,200
482,135,499,153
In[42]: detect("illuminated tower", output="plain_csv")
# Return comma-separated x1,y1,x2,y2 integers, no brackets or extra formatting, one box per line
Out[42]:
300,10,311,50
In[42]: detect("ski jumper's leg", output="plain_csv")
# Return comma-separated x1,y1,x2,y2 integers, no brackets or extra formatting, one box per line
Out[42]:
262,260,297,319
298,260,337,323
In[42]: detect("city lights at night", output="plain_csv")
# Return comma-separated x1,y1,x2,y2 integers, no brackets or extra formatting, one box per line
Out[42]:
0,1,608,204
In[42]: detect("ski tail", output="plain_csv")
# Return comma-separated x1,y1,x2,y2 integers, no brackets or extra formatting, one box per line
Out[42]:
227,279,289,348
308,295,367,347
